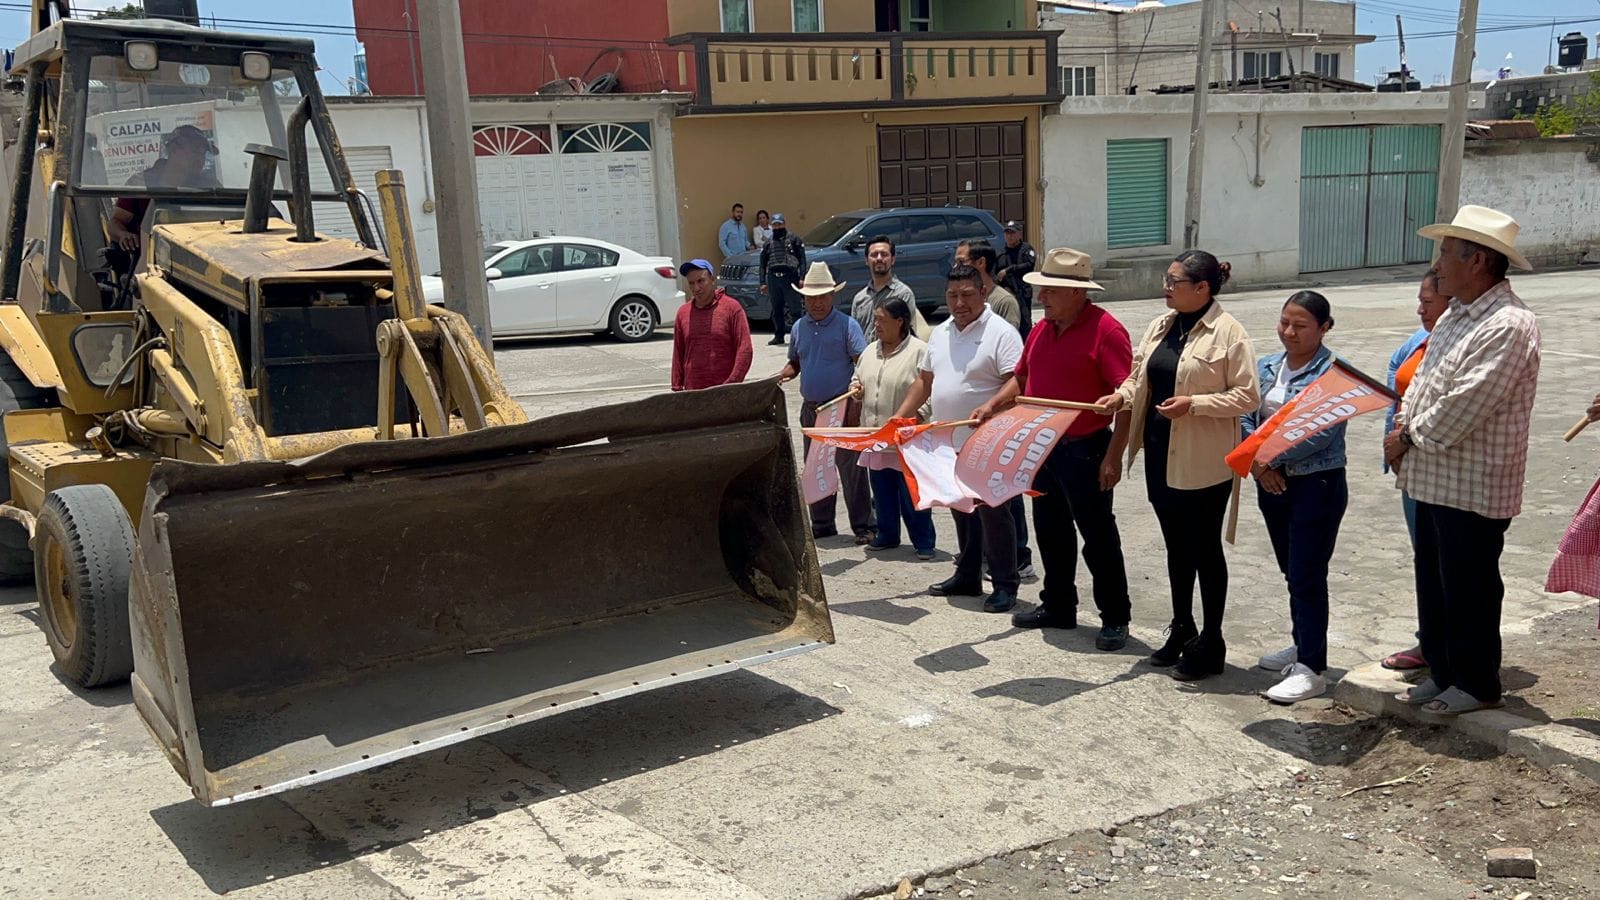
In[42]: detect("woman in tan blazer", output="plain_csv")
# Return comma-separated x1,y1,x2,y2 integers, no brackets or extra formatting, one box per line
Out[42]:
1096,251,1259,681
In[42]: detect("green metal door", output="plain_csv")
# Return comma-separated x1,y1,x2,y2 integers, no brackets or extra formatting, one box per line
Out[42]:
1299,125,1440,273
1106,139,1169,249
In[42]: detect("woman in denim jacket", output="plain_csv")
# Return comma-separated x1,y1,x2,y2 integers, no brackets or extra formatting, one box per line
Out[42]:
1241,291,1347,704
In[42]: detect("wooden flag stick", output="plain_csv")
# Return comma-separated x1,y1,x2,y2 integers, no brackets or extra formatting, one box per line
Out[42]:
926,418,981,429
1018,396,1110,413
817,390,854,412
801,426,875,436
1564,416,1592,443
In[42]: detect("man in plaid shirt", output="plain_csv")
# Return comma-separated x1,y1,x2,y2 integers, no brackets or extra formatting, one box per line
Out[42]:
1383,206,1541,718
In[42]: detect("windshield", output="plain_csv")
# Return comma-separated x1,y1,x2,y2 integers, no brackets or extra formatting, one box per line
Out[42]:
802,216,863,248
82,55,336,197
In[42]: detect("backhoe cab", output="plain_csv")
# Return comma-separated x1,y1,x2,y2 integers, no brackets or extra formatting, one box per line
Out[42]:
0,11,831,806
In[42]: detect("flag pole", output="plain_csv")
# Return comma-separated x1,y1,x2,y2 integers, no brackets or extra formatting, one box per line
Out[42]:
1017,396,1110,413
1565,416,1592,442
816,390,854,412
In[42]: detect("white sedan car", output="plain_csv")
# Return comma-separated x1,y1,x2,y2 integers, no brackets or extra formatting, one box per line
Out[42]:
421,237,684,342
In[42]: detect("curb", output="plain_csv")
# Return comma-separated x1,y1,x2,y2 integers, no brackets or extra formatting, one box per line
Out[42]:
1332,661,1600,786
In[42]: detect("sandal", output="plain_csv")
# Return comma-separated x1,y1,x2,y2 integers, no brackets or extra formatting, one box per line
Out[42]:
1418,687,1504,719
1394,678,1444,705
1381,646,1427,671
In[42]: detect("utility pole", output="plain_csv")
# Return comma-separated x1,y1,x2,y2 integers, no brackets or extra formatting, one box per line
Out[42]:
1435,0,1479,226
1183,0,1216,250
416,0,493,349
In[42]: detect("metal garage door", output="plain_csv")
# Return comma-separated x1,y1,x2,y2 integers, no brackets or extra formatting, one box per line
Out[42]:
472,121,661,255
1106,138,1169,249
877,121,1026,224
1299,125,1439,273
309,146,393,243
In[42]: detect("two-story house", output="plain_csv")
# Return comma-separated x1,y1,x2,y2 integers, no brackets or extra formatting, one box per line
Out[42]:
352,0,1062,265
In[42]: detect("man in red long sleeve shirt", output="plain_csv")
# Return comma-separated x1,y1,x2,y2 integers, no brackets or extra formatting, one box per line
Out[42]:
672,259,753,391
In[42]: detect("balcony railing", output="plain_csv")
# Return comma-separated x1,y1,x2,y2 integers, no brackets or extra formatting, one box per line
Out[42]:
664,31,1061,112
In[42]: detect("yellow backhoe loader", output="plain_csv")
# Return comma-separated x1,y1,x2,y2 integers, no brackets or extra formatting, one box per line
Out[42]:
1,2,831,806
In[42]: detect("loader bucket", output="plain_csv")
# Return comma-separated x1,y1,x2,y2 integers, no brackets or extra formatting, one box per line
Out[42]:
128,379,832,806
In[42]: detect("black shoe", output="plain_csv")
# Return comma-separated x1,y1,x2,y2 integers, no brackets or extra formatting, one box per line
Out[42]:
854,531,876,546
1095,625,1129,651
768,336,786,346
1011,606,1076,629
1148,620,1199,667
929,576,983,597
1172,632,1227,681
982,590,1017,613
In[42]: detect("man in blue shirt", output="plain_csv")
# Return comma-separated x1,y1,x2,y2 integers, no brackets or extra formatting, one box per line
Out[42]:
718,203,750,260
778,262,874,542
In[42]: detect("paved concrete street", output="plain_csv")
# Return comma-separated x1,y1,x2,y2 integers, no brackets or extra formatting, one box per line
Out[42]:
3,268,1596,898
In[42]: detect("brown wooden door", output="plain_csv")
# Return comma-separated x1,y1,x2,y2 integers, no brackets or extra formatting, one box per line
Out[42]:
877,121,1026,224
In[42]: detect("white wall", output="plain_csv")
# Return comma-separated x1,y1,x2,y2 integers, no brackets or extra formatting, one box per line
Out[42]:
323,104,442,272
1462,138,1600,266
1041,92,1454,284
327,96,684,276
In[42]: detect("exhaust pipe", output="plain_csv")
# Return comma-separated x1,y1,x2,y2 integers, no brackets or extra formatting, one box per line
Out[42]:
241,143,287,234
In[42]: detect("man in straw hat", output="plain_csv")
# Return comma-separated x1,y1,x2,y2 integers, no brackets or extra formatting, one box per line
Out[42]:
1383,205,1541,719
895,264,1026,613
973,249,1134,649
778,262,875,543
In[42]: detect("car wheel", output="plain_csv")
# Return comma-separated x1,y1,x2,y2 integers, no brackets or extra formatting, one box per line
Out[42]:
608,296,658,342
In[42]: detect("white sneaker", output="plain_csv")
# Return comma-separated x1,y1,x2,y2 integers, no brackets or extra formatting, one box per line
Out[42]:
1258,645,1299,671
1265,663,1327,704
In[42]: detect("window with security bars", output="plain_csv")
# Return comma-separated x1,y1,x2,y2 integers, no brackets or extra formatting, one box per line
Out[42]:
1059,66,1097,96
1242,51,1283,81
1314,53,1340,79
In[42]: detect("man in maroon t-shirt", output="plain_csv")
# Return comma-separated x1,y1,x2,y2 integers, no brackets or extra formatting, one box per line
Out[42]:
973,248,1134,648
107,125,222,255
671,258,753,391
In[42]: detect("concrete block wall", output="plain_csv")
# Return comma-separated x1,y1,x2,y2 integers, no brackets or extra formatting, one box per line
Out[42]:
1047,0,1357,96
1461,137,1600,267
1476,71,1600,121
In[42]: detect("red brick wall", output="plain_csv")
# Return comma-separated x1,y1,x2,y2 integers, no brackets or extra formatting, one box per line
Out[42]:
353,0,686,96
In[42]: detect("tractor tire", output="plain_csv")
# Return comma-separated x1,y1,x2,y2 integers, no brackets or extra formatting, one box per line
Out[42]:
0,350,54,584
34,484,136,688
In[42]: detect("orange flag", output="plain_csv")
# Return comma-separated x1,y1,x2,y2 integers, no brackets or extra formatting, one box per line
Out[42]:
1226,358,1398,477
954,404,1082,506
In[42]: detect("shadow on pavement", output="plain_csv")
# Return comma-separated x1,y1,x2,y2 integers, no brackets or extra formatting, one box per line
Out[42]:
973,676,1099,706
829,596,932,626
149,668,838,894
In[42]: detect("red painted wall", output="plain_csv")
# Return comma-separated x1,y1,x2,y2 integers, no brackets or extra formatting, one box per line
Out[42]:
353,0,687,96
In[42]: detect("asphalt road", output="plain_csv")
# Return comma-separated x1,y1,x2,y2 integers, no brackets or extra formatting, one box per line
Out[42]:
3,268,1596,899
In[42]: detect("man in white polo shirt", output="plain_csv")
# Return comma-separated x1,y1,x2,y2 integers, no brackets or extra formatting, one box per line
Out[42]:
894,264,1025,613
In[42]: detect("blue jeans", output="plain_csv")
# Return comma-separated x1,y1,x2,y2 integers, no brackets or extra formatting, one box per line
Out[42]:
1401,490,1418,545
1009,496,1033,568
1256,468,1348,673
868,468,935,553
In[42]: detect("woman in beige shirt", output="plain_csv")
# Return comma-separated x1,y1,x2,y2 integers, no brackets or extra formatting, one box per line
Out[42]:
851,298,936,559
1097,251,1259,682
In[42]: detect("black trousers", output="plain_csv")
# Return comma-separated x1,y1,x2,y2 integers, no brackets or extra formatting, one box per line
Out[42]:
1145,448,1232,635
1032,429,1130,626
953,502,1018,594
800,400,873,537
1413,500,1511,702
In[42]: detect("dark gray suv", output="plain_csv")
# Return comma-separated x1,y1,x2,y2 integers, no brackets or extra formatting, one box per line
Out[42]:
718,206,1007,321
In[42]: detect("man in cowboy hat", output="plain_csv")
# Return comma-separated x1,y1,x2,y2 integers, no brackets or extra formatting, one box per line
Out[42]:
973,248,1134,649
895,264,1025,613
1383,205,1541,719
778,261,875,543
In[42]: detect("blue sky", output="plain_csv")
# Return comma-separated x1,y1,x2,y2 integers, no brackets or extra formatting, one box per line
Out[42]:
9,1,1600,94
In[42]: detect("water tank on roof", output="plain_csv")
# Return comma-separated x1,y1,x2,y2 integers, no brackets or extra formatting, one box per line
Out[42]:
1557,32,1588,69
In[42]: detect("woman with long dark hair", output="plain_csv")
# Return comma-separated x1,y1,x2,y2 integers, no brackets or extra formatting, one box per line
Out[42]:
851,297,936,559
1243,291,1347,703
1097,251,1259,681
